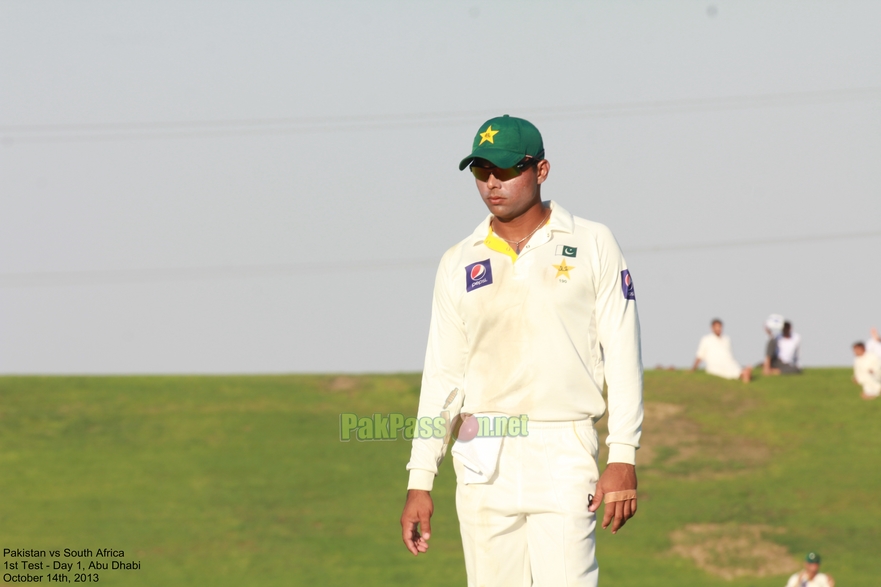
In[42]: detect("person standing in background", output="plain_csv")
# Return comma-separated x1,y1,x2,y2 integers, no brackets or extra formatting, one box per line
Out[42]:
865,327,881,359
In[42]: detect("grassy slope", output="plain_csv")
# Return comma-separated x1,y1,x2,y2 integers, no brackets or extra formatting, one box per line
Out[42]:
0,370,878,586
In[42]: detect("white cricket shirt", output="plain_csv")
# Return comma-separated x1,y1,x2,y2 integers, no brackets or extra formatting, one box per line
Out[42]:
777,334,801,366
785,572,834,587
407,201,643,491
696,333,742,380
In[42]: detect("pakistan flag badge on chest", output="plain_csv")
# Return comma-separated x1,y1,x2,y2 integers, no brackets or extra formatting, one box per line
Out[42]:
555,245,577,258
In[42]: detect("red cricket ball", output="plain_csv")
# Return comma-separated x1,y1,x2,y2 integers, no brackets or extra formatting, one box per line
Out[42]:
456,414,478,442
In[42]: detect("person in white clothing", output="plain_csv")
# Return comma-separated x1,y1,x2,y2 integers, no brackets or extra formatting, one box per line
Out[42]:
691,319,752,383
765,320,802,375
865,327,881,359
784,552,834,587
852,342,881,399
400,115,643,587
776,322,801,367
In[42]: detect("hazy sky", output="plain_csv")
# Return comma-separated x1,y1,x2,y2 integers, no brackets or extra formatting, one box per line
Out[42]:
2,1,880,374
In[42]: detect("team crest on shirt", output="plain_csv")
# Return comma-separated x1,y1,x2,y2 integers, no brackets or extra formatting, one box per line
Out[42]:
552,259,574,280
621,269,636,300
465,260,493,292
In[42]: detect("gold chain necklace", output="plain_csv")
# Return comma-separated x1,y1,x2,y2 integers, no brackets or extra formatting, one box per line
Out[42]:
492,209,551,254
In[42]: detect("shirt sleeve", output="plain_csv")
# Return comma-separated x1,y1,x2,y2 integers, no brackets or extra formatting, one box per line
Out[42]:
405,250,468,491
593,225,643,465
696,336,707,361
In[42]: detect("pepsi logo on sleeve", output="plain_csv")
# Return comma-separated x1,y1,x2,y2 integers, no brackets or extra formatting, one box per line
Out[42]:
465,260,493,292
621,269,636,300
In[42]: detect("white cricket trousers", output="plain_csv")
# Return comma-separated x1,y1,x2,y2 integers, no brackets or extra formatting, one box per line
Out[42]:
860,378,881,397
453,419,600,587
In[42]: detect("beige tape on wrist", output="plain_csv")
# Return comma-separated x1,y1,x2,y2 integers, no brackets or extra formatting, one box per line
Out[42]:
603,490,637,504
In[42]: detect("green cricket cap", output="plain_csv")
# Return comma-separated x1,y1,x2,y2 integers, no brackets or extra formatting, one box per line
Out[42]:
458,115,544,170
805,552,821,564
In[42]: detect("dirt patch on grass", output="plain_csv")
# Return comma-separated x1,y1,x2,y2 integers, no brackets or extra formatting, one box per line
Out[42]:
597,401,769,478
321,375,419,396
637,403,697,467
670,524,798,579
325,376,360,392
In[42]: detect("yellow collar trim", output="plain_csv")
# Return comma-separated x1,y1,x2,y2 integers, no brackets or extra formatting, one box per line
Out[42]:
484,227,518,263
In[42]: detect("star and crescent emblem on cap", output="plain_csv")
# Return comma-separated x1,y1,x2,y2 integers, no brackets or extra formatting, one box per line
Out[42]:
478,125,499,145
553,260,574,279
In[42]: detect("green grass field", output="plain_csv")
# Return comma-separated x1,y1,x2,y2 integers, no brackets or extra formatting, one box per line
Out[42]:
1,370,879,586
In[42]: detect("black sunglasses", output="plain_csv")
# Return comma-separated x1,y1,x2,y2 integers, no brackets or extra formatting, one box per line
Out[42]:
470,156,543,182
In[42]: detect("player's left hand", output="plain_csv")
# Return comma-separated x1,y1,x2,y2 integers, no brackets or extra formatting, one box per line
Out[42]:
588,462,637,534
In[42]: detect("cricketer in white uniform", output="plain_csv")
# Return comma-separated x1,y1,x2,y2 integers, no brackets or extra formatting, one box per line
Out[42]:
400,115,643,587
784,552,835,587
852,341,881,399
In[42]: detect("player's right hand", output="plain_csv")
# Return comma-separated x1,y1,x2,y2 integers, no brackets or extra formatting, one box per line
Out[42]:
401,489,434,556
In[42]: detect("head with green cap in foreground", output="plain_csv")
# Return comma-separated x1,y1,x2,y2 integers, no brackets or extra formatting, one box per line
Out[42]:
803,552,821,580
460,115,550,232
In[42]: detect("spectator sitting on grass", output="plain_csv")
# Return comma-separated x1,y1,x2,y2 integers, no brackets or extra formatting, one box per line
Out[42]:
691,318,751,383
852,341,881,400
764,320,802,375
762,314,784,375
785,552,834,587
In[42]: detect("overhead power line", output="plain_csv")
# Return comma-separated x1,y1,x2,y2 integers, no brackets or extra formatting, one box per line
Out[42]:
0,258,438,288
2,86,879,145
2,229,880,288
